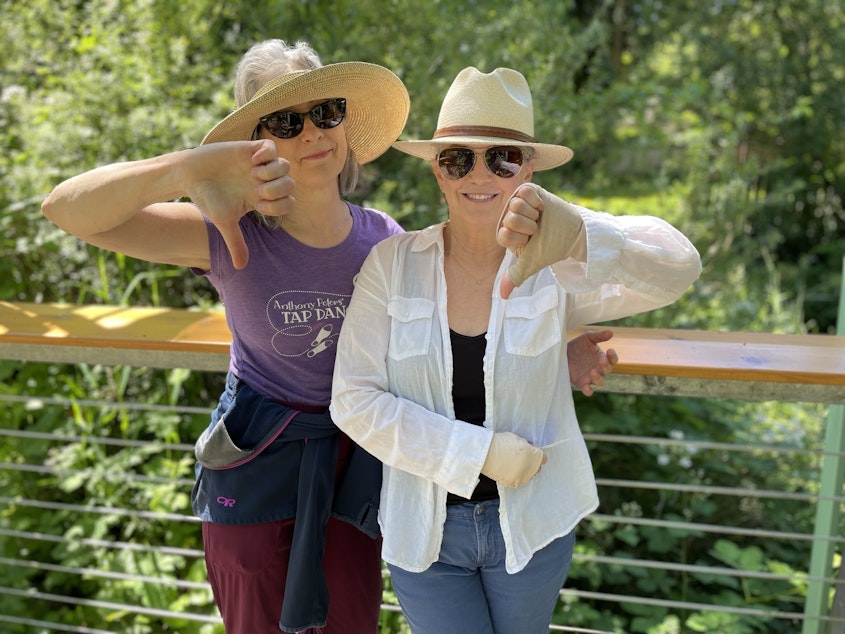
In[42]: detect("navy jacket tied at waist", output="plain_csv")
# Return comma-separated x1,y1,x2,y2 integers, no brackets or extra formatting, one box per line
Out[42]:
191,373,382,632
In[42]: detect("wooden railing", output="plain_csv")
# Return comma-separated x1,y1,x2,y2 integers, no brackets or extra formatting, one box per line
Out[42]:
2,301,843,403
1,300,843,633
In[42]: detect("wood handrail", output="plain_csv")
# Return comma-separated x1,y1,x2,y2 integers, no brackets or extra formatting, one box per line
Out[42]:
0,301,230,371
1,301,844,403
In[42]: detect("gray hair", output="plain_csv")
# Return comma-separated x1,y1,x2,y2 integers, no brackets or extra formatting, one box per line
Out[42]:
234,39,322,107
235,39,361,227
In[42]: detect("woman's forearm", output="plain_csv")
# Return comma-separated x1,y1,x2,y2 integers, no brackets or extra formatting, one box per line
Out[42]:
41,150,192,239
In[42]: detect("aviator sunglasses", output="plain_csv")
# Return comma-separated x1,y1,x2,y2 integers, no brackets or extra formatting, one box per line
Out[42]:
258,98,347,140
436,145,528,180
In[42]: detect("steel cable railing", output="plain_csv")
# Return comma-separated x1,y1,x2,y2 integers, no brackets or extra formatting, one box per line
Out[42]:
0,387,842,633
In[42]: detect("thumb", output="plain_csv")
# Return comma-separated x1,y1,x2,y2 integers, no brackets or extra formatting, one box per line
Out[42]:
250,138,278,165
502,254,534,293
217,220,250,269
585,328,614,345
499,272,517,299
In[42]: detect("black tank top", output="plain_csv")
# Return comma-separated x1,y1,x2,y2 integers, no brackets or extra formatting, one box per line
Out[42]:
447,330,499,504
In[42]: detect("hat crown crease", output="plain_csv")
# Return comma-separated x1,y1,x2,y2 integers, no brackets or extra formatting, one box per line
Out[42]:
435,67,535,140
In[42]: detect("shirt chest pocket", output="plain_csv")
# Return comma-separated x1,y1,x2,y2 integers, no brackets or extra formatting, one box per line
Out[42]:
502,286,563,356
387,297,435,360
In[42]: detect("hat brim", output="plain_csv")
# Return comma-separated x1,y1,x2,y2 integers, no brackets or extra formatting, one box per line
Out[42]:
392,137,573,171
202,62,409,165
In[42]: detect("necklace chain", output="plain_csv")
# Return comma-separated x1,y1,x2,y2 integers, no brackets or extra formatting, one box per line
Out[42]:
448,228,475,254
446,226,503,286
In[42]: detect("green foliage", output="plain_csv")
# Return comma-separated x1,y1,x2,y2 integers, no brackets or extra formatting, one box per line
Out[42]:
616,0,845,334
565,388,827,633
0,359,218,631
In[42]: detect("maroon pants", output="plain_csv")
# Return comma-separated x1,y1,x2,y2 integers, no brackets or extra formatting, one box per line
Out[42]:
203,517,382,633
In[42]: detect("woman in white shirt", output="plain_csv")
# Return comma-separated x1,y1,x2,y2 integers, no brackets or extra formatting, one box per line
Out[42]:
330,66,702,633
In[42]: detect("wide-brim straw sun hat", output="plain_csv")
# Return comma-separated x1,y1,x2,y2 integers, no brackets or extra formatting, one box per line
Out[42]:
392,67,573,171
202,62,410,165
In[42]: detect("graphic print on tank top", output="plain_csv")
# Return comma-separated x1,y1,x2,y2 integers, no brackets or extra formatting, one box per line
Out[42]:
267,289,349,359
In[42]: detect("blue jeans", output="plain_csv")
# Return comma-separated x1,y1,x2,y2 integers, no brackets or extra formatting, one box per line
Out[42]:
387,499,575,634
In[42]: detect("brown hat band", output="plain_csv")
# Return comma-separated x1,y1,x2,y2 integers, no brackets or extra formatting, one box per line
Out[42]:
433,125,535,143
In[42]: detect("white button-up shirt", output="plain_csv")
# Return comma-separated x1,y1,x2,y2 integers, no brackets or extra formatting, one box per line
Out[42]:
330,198,701,573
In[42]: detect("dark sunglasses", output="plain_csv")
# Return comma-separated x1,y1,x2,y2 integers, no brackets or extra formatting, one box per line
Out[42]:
436,145,528,180
258,98,347,140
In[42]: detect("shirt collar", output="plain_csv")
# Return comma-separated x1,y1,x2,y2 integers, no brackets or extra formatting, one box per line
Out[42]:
410,221,448,253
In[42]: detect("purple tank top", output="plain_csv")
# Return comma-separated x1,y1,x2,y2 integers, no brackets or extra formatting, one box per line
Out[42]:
199,203,402,406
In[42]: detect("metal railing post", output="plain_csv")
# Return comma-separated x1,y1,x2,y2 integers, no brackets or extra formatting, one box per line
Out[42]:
803,256,845,634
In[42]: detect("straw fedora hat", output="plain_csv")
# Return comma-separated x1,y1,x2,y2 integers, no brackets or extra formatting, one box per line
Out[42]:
392,67,573,171
202,62,410,165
